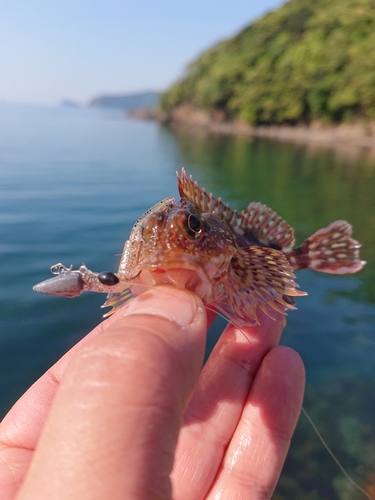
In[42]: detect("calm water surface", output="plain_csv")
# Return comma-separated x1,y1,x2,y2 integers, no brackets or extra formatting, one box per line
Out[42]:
1,103,375,499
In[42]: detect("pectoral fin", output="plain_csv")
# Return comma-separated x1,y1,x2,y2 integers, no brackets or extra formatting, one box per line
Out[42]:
212,246,306,327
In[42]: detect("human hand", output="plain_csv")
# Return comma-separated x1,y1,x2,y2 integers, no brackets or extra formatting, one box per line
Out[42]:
0,286,305,500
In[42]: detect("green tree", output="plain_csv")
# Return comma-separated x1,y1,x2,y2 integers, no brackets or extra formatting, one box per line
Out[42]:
161,0,375,125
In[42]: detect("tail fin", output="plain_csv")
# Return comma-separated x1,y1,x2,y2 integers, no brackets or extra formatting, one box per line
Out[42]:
290,221,366,274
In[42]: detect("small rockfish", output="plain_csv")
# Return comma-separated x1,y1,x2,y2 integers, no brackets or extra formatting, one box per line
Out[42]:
33,169,365,327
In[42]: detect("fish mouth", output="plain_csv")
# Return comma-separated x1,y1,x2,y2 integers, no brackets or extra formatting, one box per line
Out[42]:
131,257,212,301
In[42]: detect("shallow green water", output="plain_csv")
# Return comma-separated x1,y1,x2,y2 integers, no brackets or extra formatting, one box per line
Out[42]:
167,127,375,499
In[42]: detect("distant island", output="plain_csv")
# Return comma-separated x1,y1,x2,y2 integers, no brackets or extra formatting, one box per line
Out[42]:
60,99,79,108
159,0,375,147
88,91,159,111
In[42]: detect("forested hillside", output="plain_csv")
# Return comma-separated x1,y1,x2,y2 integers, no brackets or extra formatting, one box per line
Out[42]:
161,0,375,125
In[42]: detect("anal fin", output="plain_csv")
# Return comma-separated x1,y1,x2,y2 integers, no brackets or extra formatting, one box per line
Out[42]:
101,288,134,317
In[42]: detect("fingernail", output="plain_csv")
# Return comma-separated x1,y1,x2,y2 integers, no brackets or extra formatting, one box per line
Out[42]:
121,287,200,327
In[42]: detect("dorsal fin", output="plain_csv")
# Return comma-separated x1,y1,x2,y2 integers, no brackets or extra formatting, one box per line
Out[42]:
177,168,236,222
177,169,295,251
238,202,295,251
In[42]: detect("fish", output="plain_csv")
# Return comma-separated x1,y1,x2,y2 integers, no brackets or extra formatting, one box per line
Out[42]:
33,168,365,327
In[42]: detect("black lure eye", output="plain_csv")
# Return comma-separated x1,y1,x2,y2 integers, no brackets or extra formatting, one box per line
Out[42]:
98,272,119,286
185,213,203,238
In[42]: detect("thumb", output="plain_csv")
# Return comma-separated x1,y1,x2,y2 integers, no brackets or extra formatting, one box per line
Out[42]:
17,286,207,500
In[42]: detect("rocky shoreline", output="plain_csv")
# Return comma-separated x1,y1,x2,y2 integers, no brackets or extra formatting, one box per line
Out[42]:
127,105,375,150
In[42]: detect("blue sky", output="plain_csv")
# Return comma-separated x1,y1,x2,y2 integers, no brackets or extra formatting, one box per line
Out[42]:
1,0,284,105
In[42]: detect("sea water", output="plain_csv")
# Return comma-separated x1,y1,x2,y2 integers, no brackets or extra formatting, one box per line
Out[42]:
1,102,374,499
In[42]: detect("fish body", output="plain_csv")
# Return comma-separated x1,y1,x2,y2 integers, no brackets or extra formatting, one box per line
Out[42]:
33,169,365,327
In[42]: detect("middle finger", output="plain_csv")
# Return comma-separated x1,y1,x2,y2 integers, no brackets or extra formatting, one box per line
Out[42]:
171,311,286,500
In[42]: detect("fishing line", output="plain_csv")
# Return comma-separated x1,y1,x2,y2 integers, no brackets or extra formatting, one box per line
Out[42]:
164,291,374,500
221,309,373,499
302,407,373,500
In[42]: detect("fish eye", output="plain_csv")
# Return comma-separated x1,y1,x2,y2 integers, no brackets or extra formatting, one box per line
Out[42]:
185,213,203,238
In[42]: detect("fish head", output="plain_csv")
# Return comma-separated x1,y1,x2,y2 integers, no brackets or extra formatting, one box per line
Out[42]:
127,198,237,300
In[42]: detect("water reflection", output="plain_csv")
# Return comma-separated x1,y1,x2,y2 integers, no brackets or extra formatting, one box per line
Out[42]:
159,125,375,499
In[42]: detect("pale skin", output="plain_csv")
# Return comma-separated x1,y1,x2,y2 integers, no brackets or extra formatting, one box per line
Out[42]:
0,286,305,500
